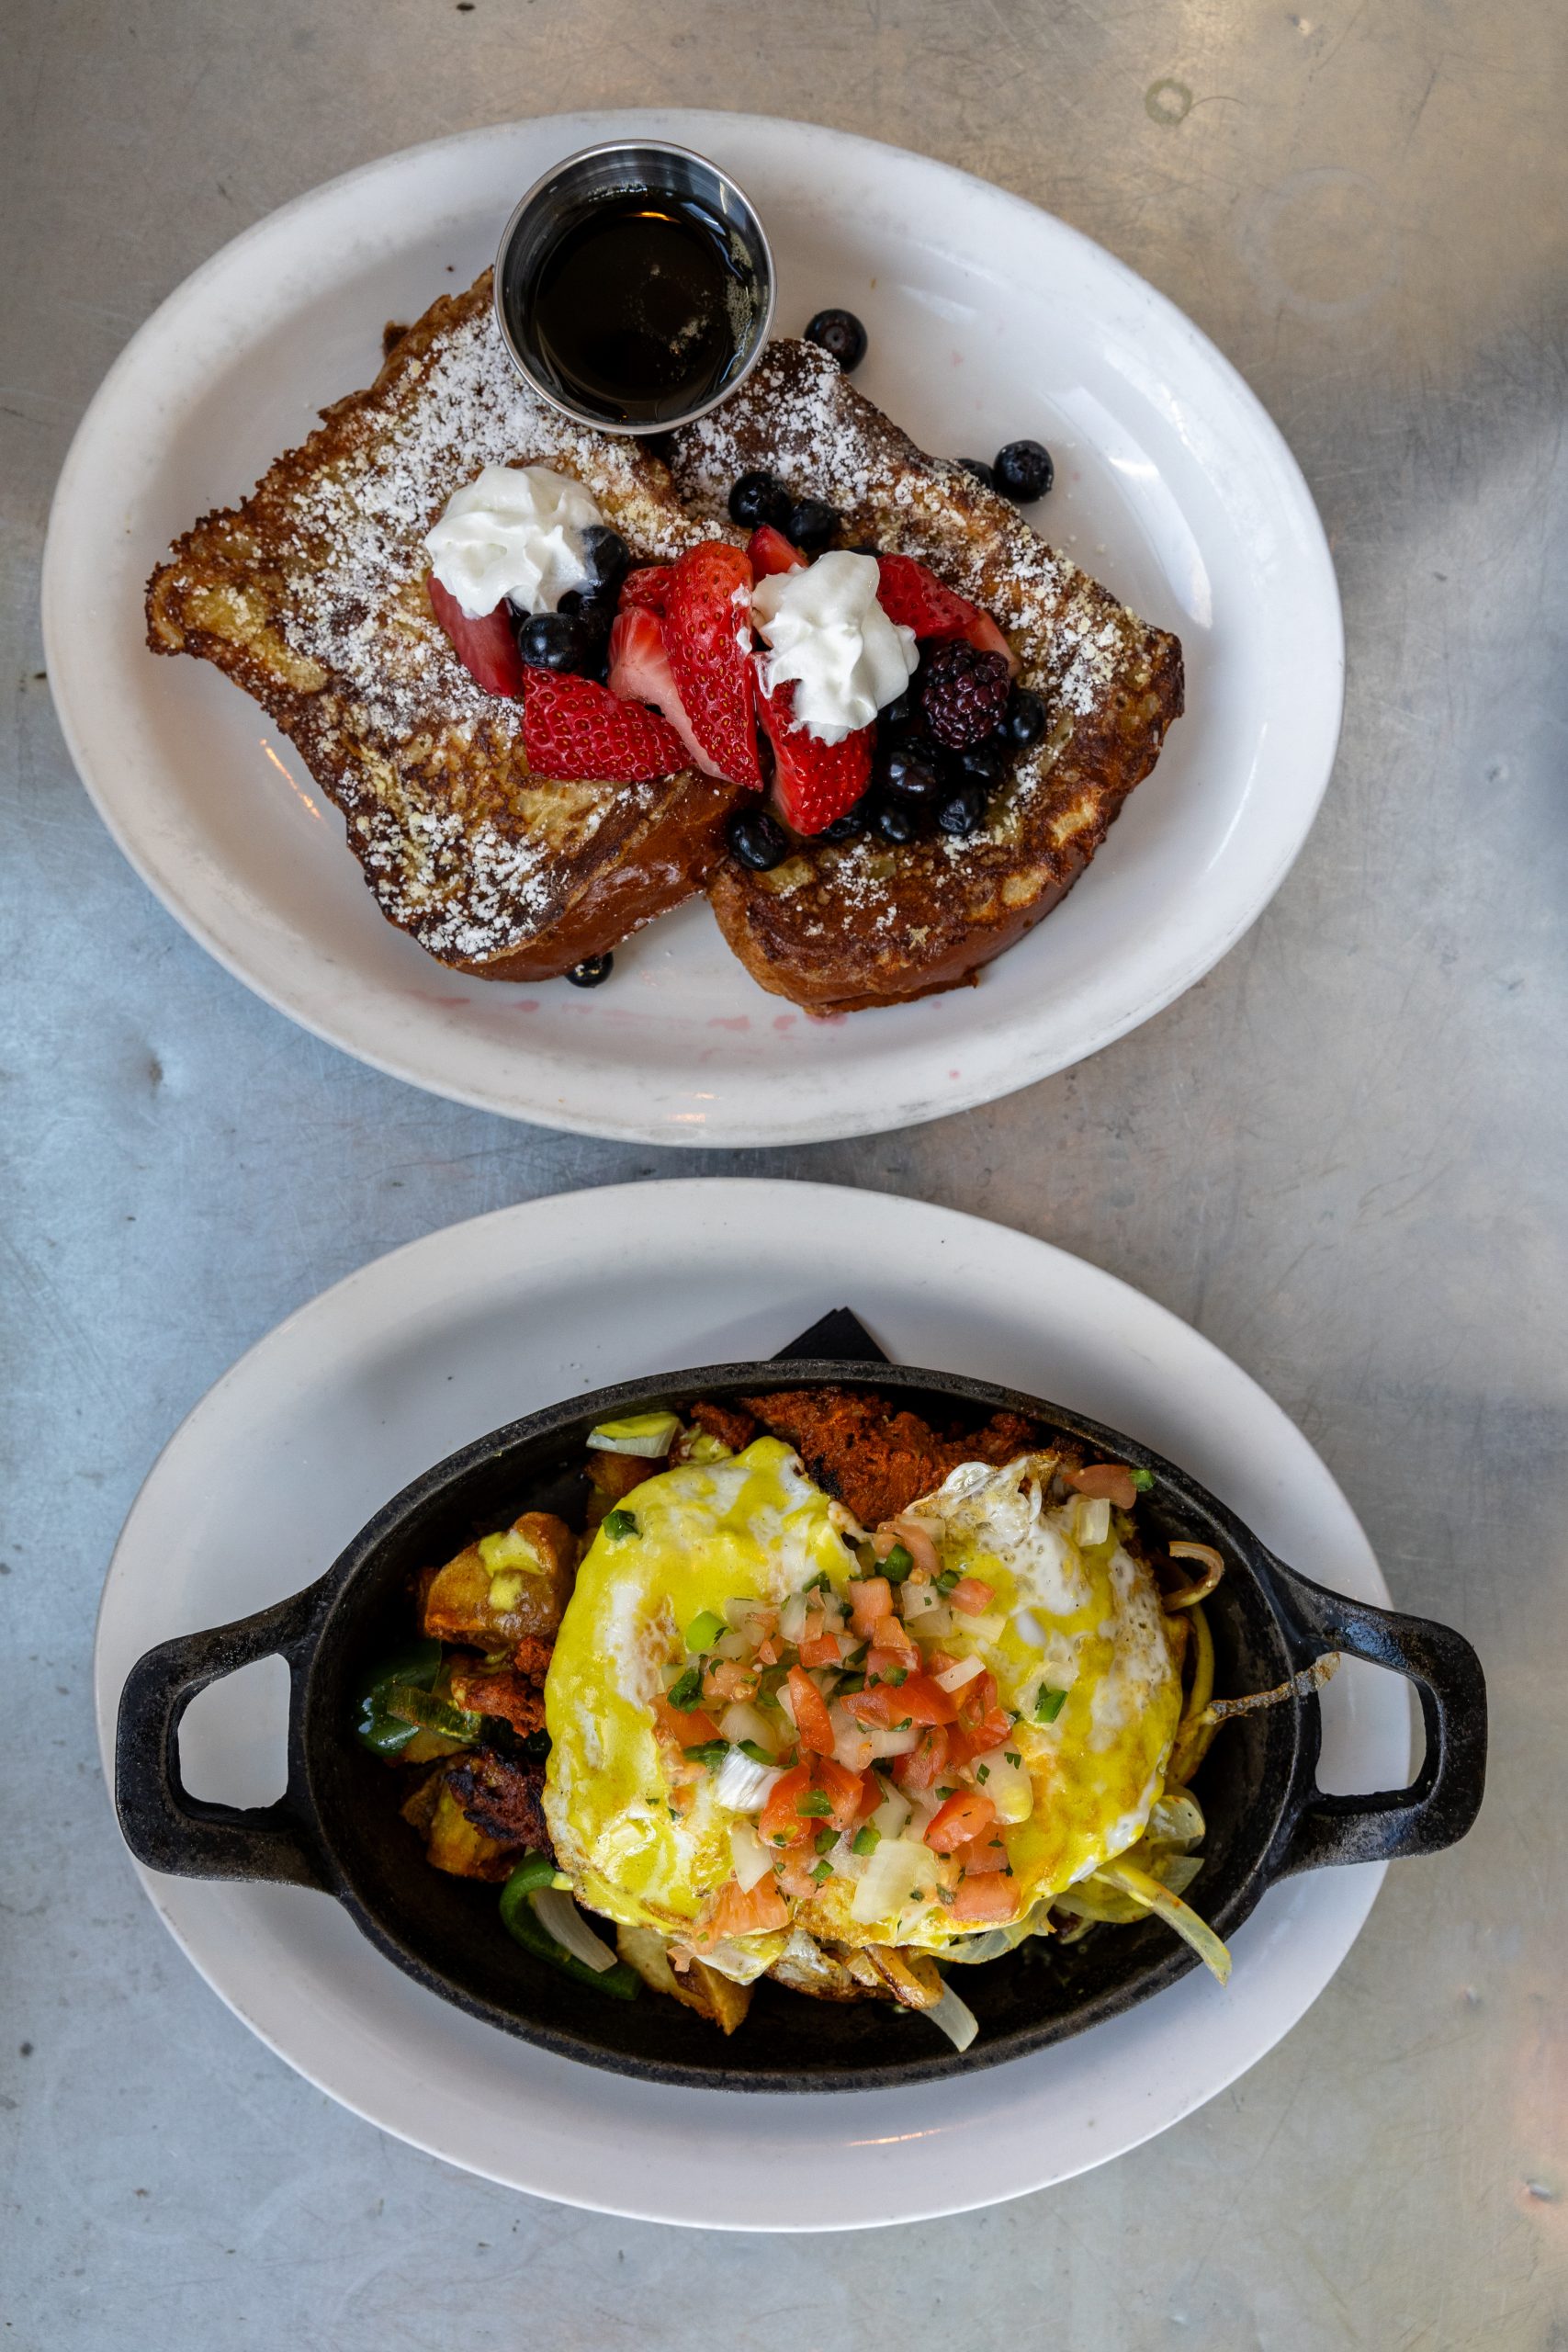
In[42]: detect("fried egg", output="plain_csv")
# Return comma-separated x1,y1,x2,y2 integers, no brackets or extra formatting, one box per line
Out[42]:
542,1439,1182,1978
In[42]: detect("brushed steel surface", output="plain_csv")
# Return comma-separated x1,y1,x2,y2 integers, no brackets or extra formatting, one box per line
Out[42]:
2,0,1563,2342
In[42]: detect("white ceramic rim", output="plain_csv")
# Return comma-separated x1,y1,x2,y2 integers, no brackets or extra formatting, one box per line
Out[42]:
92,1182,1404,2227
42,111,1344,1147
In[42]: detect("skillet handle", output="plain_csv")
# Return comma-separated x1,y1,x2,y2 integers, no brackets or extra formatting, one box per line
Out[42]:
1275,1571,1486,1874
114,1584,329,1889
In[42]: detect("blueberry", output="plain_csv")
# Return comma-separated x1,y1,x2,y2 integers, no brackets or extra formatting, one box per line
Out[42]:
728,808,790,871
937,784,987,838
566,955,613,988
819,805,866,843
959,458,997,490
1004,685,1046,746
516,610,593,673
804,308,868,372
788,497,840,555
994,439,1055,502
880,684,917,731
956,739,1007,786
880,742,943,800
728,469,793,530
870,796,923,845
843,541,882,558
578,525,629,593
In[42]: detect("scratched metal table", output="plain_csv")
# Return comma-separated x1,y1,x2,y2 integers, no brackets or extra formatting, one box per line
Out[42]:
4,0,1563,2342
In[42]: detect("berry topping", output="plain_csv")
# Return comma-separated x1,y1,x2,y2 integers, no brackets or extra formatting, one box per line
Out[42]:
919,640,1012,750
618,564,673,614
606,605,717,780
879,741,943,800
869,796,922,844
1004,685,1046,746
728,469,793,531
955,737,1007,785
819,804,867,843
515,609,596,673
994,439,1055,502
754,672,874,836
427,576,524,698
521,667,686,784
937,783,987,837
578,525,630,594
787,496,840,555
958,458,997,490
663,542,764,790
805,308,868,371
566,955,614,988
747,525,807,579
727,808,790,871
873,552,985,643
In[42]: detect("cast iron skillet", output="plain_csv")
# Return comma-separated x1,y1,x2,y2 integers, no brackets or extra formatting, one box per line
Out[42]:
115,1309,1486,2092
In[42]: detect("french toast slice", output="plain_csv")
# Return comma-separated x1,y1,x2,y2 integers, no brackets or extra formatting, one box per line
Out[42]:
668,342,1184,1012
145,273,739,980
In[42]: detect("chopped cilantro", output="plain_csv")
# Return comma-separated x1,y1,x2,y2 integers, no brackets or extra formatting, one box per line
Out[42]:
852,1824,881,1856
1033,1686,1067,1724
803,1569,831,1594
796,1789,834,1817
1004,1750,1021,1768
975,1763,990,1782
604,1508,638,1540
682,1740,730,1767
666,1665,704,1712
814,1826,838,1855
879,1665,908,1688
935,1567,960,1592
835,1671,866,1695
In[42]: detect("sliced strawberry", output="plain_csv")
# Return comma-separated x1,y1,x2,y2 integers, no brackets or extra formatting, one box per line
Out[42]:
754,667,873,836
747,525,807,579
618,564,673,615
874,553,1020,676
521,668,685,783
427,574,523,698
607,606,724,782
663,542,764,789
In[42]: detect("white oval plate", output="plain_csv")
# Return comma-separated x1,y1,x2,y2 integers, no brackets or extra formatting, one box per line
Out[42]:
46,112,1341,1148
94,1182,1404,2229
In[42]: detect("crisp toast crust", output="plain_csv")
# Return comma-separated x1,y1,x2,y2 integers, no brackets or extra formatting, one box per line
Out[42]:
669,342,1184,1012
145,273,739,979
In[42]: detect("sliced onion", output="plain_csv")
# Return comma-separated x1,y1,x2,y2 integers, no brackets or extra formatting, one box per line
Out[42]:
586,1412,682,1458
718,1700,776,1754
1093,1859,1232,1984
1145,1791,1205,1849
1164,1541,1225,1608
529,1887,618,1973
729,1819,772,1892
924,1979,979,2052
933,1654,985,1694
712,1747,781,1813
849,1834,929,1925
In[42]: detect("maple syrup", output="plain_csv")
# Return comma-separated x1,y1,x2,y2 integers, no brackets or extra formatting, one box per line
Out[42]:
527,190,766,428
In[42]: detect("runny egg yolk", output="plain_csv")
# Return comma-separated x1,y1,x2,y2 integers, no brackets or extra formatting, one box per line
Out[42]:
542,1441,1183,1973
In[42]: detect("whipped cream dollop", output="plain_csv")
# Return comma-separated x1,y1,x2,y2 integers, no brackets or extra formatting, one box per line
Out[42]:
750,552,919,742
423,465,605,619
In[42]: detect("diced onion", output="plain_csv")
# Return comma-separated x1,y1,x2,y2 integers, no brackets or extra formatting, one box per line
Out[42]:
586,1412,682,1458
970,1747,1033,1824
528,1887,618,1973
923,1979,979,2052
871,1786,912,1843
712,1747,781,1813
933,1654,985,1694
829,1702,874,1773
864,1724,920,1759
780,1592,809,1644
718,1701,776,1754
1071,1494,1111,1548
850,1835,929,1925
729,1820,773,1892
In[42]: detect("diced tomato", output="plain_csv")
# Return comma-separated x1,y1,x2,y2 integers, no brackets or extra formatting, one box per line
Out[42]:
949,1577,995,1615
652,1696,720,1749
854,1770,884,1824
760,1762,814,1848
849,1577,893,1639
701,1874,788,1941
775,1849,819,1901
924,1789,998,1853
812,1756,869,1832
958,1668,998,1723
426,575,524,698
798,1629,845,1669
755,1635,781,1666
747,524,807,577
786,1664,837,1756
893,1725,949,1797
947,1706,1013,1768
950,1872,1018,1923
868,1617,918,1669
845,1683,908,1729
897,1671,960,1726
952,1830,1010,1874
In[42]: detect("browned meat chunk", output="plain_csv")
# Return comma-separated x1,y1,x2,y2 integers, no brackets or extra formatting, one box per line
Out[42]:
445,1749,550,1853
446,1663,547,1737
742,1387,1041,1525
688,1398,757,1453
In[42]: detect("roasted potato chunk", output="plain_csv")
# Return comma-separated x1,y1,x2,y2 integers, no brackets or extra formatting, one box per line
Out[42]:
406,1778,518,1882
615,1925,753,2034
420,1510,576,1648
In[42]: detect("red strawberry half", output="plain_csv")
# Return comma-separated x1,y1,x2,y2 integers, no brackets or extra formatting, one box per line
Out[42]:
607,606,722,782
754,668,873,836
874,553,1019,676
618,564,673,615
522,668,685,784
747,525,807,579
427,574,523,698
663,542,764,790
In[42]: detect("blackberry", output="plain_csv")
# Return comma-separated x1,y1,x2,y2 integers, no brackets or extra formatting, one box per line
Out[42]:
994,439,1055,502
919,640,1012,750
804,308,868,371
728,469,793,531
788,497,840,554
